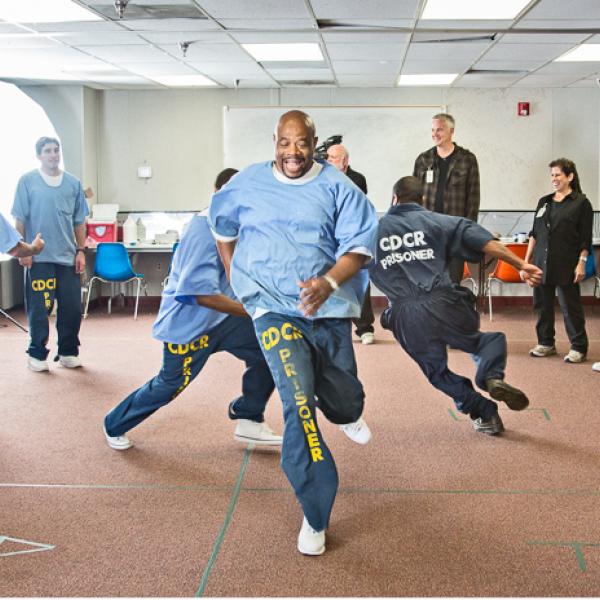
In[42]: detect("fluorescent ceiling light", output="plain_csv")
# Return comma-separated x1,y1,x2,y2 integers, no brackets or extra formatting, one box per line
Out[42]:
242,43,323,62
422,0,529,20
398,73,458,86
149,75,217,87
0,0,102,23
555,44,600,62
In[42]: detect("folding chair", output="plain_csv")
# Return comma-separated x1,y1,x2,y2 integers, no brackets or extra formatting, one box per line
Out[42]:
83,243,147,320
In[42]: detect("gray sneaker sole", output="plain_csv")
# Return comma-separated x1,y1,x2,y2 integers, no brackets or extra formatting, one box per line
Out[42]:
234,434,282,446
488,381,529,411
529,348,556,357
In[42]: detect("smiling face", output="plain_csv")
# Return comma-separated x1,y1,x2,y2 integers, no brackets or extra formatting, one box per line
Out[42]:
431,118,454,148
37,142,61,174
550,166,573,195
274,114,317,179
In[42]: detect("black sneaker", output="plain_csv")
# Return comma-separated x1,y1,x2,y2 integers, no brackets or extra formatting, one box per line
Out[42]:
472,413,505,435
486,378,529,411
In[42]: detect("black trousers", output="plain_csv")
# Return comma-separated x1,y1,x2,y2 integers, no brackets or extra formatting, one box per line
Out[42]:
533,283,588,353
352,283,375,336
382,287,503,420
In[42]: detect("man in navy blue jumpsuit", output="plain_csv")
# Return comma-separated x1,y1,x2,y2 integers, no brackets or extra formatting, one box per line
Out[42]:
370,176,543,435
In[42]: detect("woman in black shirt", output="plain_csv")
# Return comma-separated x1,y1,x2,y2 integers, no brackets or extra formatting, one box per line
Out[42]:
525,158,593,363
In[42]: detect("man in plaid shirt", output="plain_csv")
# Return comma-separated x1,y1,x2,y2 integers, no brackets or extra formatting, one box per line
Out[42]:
413,113,480,284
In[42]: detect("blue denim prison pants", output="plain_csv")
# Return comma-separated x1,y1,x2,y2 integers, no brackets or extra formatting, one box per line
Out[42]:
383,286,506,420
25,262,82,360
253,313,365,531
105,315,275,436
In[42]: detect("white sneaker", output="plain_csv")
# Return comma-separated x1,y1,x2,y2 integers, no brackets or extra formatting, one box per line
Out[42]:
593,362,600,372
103,423,132,451
360,332,375,345
28,357,49,372
59,355,82,368
564,349,586,363
297,517,325,556
339,416,372,445
234,419,283,446
529,344,557,357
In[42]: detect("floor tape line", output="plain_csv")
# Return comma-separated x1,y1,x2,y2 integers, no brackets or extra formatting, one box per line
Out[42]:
195,443,253,597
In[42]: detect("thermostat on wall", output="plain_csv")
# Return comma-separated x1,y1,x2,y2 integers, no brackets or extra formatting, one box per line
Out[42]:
137,165,152,179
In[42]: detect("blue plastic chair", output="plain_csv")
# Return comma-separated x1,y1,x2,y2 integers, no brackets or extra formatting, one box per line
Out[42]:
83,243,146,320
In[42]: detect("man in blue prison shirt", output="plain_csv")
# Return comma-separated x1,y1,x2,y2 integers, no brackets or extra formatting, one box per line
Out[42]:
12,137,89,372
0,214,44,258
103,169,282,451
209,110,378,557
370,176,543,435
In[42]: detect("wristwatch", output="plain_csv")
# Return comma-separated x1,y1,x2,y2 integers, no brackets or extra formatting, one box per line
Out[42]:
76,248,86,253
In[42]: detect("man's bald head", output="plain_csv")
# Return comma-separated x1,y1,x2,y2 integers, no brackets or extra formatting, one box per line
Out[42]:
326,144,349,173
273,110,318,179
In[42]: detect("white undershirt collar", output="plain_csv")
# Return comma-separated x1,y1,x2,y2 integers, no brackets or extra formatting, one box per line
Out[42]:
272,161,322,185
38,168,63,187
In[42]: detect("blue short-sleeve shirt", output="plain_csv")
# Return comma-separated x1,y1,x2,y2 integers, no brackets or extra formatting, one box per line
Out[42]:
152,215,236,344
11,170,88,266
0,214,20,254
209,161,378,319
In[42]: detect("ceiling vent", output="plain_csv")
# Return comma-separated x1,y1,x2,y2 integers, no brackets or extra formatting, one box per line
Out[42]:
279,80,336,86
90,2,207,20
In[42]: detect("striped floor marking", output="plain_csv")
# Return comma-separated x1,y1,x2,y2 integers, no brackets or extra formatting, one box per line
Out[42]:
195,443,254,597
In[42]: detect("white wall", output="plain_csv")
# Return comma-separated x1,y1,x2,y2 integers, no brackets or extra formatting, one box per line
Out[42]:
94,86,600,212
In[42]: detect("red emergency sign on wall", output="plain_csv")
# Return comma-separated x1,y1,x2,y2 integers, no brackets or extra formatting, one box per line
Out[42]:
518,101,530,116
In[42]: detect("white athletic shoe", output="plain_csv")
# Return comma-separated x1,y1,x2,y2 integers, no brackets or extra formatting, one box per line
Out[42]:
297,517,325,556
360,332,375,345
103,423,133,451
339,416,372,445
59,355,82,368
28,357,49,372
564,349,586,364
593,362,600,372
234,419,283,446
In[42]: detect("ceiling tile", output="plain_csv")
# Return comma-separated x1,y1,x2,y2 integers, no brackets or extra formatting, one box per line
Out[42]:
121,18,220,31
0,22,31,33
332,60,401,74
402,59,474,73
535,62,600,76
568,78,599,87
229,31,320,43
521,0,600,19
322,31,410,43
454,72,523,87
514,19,600,29
474,58,543,70
79,44,175,62
118,61,196,76
159,42,252,61
195,0,310,19
191,61,265,76
310,0,419,19
336,74,395,86
0,33,60,48
483,42,574,61
50,31,148,45
415,19,512,29
499,32,589,44
327,42,407,60
405,41,489,60
512,73,584,87
219,18,316,29
269,69,333,81
27,21,123,32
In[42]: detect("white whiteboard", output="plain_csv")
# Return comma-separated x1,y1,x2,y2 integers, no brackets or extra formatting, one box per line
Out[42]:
223,105,444,211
